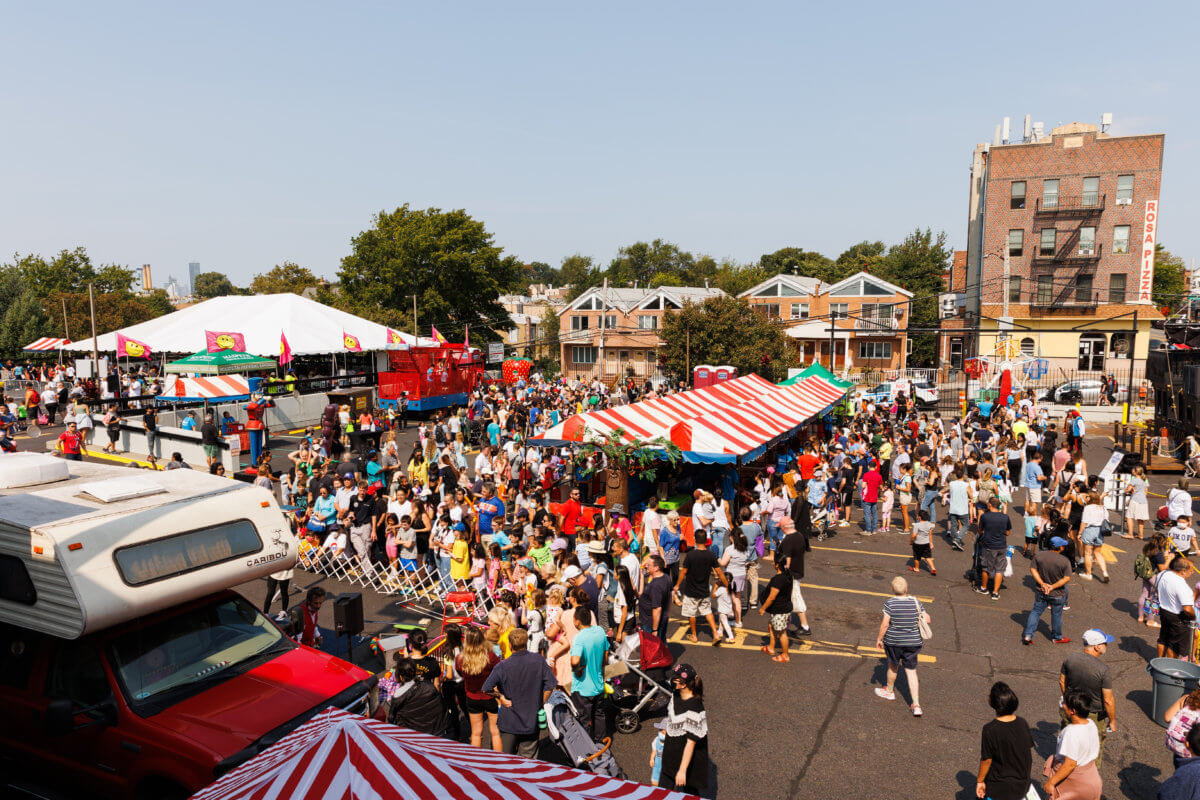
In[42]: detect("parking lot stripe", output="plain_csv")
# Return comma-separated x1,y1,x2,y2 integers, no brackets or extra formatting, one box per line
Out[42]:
754,577,933,603
668,624,936,663
813,544,910,560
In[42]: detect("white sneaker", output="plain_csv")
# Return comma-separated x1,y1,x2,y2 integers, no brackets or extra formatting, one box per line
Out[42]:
734,620,743,628
838,520,850,527
874,687,896,701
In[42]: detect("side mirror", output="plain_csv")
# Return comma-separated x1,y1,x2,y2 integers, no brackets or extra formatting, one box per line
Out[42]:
45,698,116,736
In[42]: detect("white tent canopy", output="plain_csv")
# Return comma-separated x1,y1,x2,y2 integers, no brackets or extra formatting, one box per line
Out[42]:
63,293,439,357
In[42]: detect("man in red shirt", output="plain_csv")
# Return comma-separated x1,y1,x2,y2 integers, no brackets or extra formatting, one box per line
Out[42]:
797,447,821,483
288,586,326,648
559,486,583,549
56,420,86,462
859,461,883,534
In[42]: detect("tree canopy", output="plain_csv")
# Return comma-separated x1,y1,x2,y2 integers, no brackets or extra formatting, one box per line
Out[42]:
1153,244,1186,309
658,295,793,382
337,205,520,341
873,229,952,366
250,262,320,295
192,271,237,299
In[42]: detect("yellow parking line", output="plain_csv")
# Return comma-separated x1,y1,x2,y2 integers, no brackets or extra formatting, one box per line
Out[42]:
668,624,936,663
754,577,933,603
87,451,162,470
814,545,911,560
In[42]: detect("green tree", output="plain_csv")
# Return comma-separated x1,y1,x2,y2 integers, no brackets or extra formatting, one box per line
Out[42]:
538,305,561,371
45,293,163,342
1153,244,1186,309
140,288,175,317
714,263,770,296
658,295,793,382
607,239,695,287
875,229,953,367
835,240,888,276
0,290,51,355
18,248,96,293
93,264,137,295
192,271,236,299
338,205,520,341
515,261,560,292
759,247,839,282
250,261,320,295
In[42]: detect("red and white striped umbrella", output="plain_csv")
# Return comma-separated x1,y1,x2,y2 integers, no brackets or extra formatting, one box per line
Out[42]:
190,708,698,800
669,374,848,458
537,373,778,444
23,337,71,351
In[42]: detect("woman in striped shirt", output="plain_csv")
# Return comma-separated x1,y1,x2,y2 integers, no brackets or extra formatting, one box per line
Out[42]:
874,575,930,717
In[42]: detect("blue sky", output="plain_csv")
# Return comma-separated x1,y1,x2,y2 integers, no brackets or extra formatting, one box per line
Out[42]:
2,1,1196,286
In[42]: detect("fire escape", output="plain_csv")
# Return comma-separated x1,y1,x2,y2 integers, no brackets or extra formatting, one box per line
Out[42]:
1028,193,1105,312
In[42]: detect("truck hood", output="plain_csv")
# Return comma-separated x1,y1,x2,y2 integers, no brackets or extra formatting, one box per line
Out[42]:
150,645,370,760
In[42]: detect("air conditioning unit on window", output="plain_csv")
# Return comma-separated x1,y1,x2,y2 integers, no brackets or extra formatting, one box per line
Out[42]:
1079,249,1095,256
1115,198,1132,205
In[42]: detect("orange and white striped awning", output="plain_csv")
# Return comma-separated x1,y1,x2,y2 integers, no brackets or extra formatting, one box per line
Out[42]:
23,337,71,351
173,375,251,399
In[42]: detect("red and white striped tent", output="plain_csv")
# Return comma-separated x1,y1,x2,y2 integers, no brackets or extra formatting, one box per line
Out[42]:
668,373,849,462
535,373,778,446
23,337,71,351
173,375,252,400
190,707,697,800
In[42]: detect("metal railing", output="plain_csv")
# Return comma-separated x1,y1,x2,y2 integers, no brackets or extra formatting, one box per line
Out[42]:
1035,194,1106,213
853,318,900,335
1032,242,1103,264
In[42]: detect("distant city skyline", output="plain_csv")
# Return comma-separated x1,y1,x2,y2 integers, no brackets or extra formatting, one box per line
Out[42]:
1,3,1195,284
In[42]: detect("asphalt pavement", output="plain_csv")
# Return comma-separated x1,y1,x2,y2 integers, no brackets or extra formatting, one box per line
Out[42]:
12,418,1182,798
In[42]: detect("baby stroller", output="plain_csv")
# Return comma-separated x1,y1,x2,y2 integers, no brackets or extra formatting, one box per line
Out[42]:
609,630,676,734
543,689,624,778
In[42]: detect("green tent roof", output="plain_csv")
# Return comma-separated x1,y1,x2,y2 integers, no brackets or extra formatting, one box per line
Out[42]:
164,350,278,375
778,362,854,390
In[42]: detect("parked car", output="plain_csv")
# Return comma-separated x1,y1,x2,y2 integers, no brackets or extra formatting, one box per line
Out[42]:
1040,379,1129,405
856,379,938,408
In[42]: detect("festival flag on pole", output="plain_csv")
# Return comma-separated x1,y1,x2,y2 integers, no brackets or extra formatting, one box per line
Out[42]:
431,326,447,345
280,331,293,365
205,330,247,353
342,330,363,352
386,328,406,346
116,333,152,359
463,324,469,349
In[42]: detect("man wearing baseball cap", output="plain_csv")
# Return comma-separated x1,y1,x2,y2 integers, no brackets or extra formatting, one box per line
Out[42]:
1059,628,1117,765
1021,536,1073,645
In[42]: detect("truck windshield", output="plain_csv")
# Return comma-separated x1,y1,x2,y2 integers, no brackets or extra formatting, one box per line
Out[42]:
108,595,293,714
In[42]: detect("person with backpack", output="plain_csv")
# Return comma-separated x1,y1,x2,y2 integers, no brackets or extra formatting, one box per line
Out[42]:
1134,535,1168,627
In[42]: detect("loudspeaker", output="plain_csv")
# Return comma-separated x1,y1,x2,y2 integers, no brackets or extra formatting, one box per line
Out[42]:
333,593,364,636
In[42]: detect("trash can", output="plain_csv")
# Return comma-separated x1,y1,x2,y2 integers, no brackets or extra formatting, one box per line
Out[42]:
1148,657,1200,728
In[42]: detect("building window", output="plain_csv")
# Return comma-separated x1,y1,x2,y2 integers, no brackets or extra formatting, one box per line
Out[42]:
1079,227,1096,255
1042,179,1059,209
790,303,809,319
754,303,780,319
1110,331,1132,359
949,338,963,369
1036,275,1053,305
1109,274,1127,304
1010,181,1026,209
1075,274,1093,304
571,346,596,364
1082,177,1100,207
638,315,658,330
1020,337,1036,356
830,303,848,319
858,341,892,360
1113,225,1130,254
1039,228,1057,256
570,315,589,331
1008,276,1022,303
861,303,894,319
1008,229,1024,257
602,315,617,329
1116,174,1134,202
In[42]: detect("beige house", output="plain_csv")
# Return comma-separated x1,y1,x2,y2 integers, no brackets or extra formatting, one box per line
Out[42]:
498,288,567,359
558,285,725,380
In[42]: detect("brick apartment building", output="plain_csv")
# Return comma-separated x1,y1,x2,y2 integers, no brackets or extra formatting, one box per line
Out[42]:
740,271,912,371
557,285,724,380
498,286,567,360
957,120,1164,376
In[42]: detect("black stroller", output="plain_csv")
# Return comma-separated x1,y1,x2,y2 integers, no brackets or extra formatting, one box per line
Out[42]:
609,630,676,734
542,689,624,778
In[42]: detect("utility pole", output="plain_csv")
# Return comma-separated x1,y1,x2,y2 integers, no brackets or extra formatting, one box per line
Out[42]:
410,295,418,338
88,282,98,381
60,297,71,366
828,314,836,372
1002,247,1010,319
685,325,690,379
599,278,607,380
1124,308,1138,424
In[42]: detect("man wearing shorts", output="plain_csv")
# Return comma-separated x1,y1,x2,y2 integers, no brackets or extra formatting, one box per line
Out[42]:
200,412,221,469
1022,451,1046,508
1157,556,1196,659
397,515,418,572
777,517,812,636
975,498,1010,600
673,530,728,645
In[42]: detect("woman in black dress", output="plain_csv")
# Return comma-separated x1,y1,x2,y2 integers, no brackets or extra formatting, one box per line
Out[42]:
659,663,710,795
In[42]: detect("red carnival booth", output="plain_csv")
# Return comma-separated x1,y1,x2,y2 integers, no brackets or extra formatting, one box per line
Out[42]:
377,344,484,412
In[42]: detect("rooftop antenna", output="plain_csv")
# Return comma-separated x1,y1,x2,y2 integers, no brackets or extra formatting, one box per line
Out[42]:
1023,114,1031,143
1032,121,1044,141
1001,117,1011,144
1100,112,1112,133
993,124,1002,146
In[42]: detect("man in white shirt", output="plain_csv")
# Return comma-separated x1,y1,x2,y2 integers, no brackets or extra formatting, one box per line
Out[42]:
474,446,493,480
642,497,663,553
1158,556,1197,659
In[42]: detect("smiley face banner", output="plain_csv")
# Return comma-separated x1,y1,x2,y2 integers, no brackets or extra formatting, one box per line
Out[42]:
205,330,247,353
342,331,363,352
117,333,152,359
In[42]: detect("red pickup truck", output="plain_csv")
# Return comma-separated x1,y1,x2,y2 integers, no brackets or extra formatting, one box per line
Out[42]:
0,590,375,800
